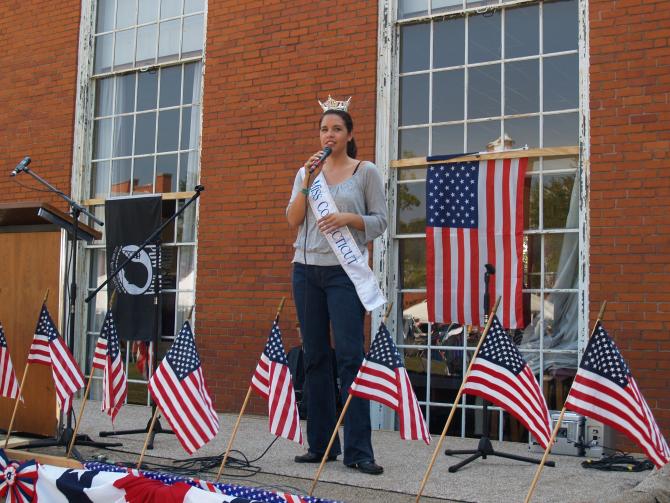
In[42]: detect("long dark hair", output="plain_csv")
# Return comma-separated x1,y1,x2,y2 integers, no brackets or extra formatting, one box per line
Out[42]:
320,109,357,158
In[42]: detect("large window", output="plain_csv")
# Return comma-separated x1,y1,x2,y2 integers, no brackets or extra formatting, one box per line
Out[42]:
80,0,206,405
387,0,584,441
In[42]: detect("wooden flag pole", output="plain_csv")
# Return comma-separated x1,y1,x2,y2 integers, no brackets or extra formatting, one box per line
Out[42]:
137,406,160,468
415,297,501,503
215,386,252,481
309,303,394,497
67,291,117,458
3,363,30,449
215,297,287,481
4,289,50,449
524,300,608,503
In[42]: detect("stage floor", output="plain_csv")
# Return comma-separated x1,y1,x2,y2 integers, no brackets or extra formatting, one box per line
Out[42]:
3,401,656,502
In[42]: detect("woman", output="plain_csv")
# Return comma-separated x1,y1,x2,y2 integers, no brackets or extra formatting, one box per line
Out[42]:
286,98,387,475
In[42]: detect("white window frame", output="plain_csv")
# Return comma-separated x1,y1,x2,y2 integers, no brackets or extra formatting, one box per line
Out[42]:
374,0,590,434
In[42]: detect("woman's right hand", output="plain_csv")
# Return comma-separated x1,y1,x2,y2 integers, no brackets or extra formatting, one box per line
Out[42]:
304,150,326,177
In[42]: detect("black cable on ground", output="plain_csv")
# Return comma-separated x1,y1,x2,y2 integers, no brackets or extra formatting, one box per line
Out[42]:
581,452,654,472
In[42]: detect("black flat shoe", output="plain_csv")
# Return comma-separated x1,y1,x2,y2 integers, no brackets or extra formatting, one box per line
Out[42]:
349,461,384,475
294,451,338,463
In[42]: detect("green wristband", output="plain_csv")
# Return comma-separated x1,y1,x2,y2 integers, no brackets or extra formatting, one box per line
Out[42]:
300,188,309,195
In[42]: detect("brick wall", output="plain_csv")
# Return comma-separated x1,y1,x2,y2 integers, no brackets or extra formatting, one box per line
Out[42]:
0,0,81,211
589,0,670,440
197,1,379,412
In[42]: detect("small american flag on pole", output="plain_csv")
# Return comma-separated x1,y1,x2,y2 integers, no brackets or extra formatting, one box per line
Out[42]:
148,321,219,454
251,320,303,445
27,304,84,413
0,324,20,399
462,316,552,448
92,310,127,422
426,158,527,328
565,322,670,468
349,322,431,444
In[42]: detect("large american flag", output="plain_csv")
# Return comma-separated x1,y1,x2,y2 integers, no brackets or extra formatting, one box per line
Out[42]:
148,321,219,454
251,320,303,445
0,324,20,399
349,322,431,444
462,315,552,448
426,158,527,328
565,322,670,468
92,310,127,422
27,304,84,413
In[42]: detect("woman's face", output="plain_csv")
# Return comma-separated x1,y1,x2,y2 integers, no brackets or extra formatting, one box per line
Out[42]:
320,113,352,156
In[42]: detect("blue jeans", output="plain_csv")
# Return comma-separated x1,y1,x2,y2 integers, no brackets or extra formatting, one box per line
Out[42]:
292,262,375,466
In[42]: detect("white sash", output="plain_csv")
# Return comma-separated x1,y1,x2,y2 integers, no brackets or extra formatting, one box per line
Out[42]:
305,169,386,312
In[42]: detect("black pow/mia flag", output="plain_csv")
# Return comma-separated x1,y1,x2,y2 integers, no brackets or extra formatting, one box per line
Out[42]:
105,195,161,341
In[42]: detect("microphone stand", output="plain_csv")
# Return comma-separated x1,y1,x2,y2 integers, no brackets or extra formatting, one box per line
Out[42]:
86,185,204,449
444,264,554,471
11,162,121,459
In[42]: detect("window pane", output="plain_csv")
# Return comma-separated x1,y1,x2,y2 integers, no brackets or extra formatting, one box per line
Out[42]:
158,19,180,60
467,64,500,119
543,155,578,173
400,239,426,289
399,128,428,159
161,292,176,337
90,161,110,198
543,112,578,147
137,70,158,111
398,166,427,181
136,24,158,66
505,4,538,58
177,199,197,242
505,59,539,115
138,0,158,23
111,158,132,196
543,173,577,230
433,70,464,122
181,14,203,57
161,0,182,18
88,249,106,288
181,105,199,150
160,65,182,108
543,0,578,54
156,154,178,192
504,116,539,149
179,151,198,191
157,109,180,152
94,33,113,74
398,0,428,19
401,24,430,73
525,173,540,230
114,28,136,69
182,62,201,104
432,124,464,155
545,234,578,289
133,156,155,193
115,73,136,114
96,0,115,32
523,234,541,289
468,11,501,64
177,291,195,327
116,0,137,29
543,54,578,111
93,118,112,159
433,17,464,68
184,0,204,14
467,120,499,151
432,0,462,14
113,115,134,157
397,182,426,234
95,78,114,116
178,246,195,289
135,112,157,155
400,74,429,126
161,200,176,242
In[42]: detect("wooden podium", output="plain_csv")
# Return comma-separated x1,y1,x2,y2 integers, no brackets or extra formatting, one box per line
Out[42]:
0,202,101,437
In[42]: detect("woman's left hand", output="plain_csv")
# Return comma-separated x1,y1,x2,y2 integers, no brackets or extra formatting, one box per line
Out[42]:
317,213,353,234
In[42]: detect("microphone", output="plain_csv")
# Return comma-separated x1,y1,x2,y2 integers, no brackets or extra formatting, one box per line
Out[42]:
308,147,332,174
11,156,31,177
